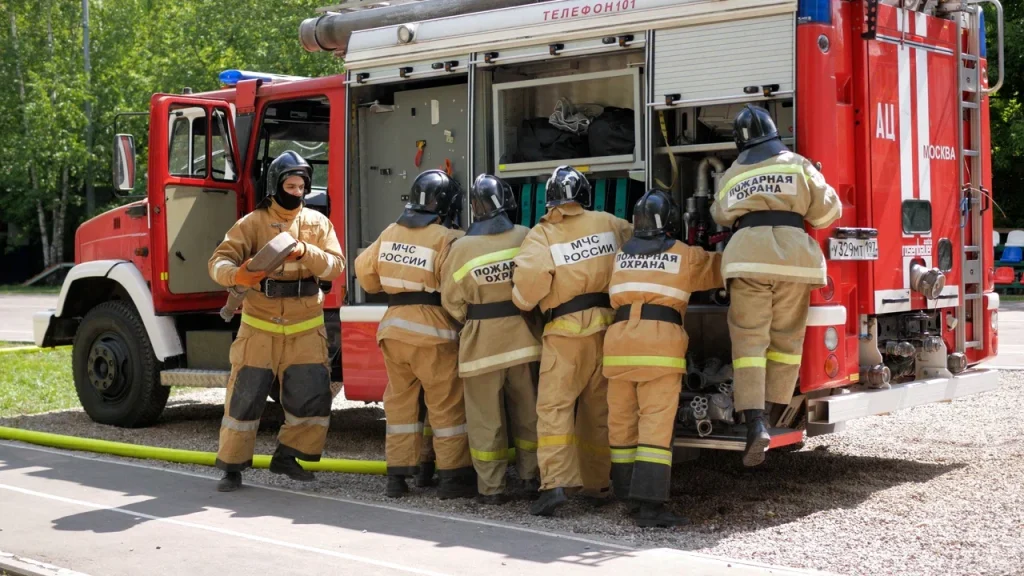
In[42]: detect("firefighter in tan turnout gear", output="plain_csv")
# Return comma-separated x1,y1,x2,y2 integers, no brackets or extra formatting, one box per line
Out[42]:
512,166,633,517
440,174,542,504
710,105,842,467
605,190,723,527
354,170,475,499
208,151,345,492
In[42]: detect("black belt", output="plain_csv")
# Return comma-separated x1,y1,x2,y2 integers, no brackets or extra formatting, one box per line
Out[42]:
259,278,320,299
466,300,521,320
734,211,804,231
613,303,683,325
545,292,611,321
388,292,442,307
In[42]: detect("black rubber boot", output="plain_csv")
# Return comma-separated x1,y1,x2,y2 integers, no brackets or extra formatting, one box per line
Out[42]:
742,409,771,468
632,502,689,528
217,471,242,492
520,478,541,500
269,454,315,482
476,493,509,506
415,461,436,488
437,476,476,500
529,487,569,517
386,476,409,498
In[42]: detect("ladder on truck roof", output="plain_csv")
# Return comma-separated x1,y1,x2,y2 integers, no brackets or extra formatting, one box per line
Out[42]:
950,0,1004,353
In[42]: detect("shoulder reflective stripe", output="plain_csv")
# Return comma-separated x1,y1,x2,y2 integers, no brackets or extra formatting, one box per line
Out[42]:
538,434,576,447
722,262,825,280
378,318,458,341
386,423,424,435
432,423,467,437
241,313,324,335
380,277,427,291
470,447,509,462
514,438,538,451
460,345,542,374
767,350,802,365
452,247,521,282
717,164,808,201
734,357,767,369
545,311,614,334
604,356,686,369
221,416,259,433
608,282,691,302
807,202,840,228
283,413,331,428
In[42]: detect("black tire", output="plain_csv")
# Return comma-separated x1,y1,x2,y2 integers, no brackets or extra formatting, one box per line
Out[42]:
72,300,170,427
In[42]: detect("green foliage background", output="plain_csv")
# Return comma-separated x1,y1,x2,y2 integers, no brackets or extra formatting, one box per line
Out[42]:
0,1,1021,265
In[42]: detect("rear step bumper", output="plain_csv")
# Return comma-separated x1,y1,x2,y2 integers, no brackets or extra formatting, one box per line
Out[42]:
673,427,804,452
807,368,999,430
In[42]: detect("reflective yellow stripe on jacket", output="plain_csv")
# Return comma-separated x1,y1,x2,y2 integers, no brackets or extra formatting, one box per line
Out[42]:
604,356,687,369
241,313,324,335
452,247,521,282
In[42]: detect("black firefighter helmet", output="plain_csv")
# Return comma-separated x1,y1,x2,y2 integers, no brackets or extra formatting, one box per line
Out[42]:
398,169,456,228
265,150,313,210
545,165,591,209
622,189,679,255
467,173,517,236
733,104,790,164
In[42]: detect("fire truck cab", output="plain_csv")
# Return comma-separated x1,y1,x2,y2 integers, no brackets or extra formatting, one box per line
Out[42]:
36,0,1003,459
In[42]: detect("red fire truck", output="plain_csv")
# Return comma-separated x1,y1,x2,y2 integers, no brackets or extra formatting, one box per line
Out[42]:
35,0,1003,456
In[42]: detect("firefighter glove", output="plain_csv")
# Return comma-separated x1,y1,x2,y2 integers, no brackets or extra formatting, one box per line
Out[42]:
233,259,267,288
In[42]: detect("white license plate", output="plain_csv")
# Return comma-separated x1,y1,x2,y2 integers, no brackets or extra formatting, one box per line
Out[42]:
829,238,879,261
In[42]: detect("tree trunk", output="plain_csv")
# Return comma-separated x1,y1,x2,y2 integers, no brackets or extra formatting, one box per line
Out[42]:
53,167,69,264
37,200,53,269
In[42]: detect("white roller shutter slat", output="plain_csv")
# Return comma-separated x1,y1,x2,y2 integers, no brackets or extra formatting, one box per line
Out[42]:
654,13,795,105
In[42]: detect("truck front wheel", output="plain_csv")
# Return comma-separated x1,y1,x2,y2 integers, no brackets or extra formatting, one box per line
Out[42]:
72,300,170,427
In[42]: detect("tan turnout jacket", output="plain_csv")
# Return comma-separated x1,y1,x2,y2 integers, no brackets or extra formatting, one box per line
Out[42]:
710,151,842,287
209,200,345,327
354,222,463,346
603,241,723,382
511,203,633,338
440,225,542,378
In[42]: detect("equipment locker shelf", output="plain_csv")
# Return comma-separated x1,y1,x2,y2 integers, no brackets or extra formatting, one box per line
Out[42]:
492,68,642,179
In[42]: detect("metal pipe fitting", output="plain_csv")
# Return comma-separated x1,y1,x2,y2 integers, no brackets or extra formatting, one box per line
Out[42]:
695,156,726,197
947,352,968,374
884,340,916,358
860,364,891,389
909,262,946,300
696,419,714,437
686,366,707,391
922,336,944,353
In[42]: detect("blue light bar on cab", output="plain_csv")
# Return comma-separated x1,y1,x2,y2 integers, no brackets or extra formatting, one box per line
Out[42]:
979,10,987,58
797,0,831,24
218,69,308,87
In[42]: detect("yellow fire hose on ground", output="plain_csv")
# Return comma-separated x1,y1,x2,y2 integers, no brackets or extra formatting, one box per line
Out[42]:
0,426,387,475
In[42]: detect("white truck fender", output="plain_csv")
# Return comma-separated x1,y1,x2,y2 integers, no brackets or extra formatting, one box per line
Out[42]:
54,260,184,361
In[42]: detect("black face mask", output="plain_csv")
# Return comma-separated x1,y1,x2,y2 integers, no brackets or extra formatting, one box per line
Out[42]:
274,189,304,211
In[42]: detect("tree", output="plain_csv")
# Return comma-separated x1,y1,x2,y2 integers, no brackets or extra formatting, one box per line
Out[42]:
986,2,1024,227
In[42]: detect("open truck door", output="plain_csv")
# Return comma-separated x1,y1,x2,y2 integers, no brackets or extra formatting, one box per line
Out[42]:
148,94,245,314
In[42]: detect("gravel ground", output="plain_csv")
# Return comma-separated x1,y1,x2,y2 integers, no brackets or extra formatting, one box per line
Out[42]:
3,372,1023,576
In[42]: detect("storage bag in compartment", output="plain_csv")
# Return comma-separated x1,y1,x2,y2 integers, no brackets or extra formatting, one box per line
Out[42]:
588,107,635,157
516,118,590,162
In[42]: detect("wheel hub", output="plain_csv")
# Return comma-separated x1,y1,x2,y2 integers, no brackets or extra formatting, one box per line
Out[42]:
88,338,127,393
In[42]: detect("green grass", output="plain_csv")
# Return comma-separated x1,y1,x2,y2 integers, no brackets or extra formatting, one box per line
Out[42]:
0,344,78,417
0,284,61,295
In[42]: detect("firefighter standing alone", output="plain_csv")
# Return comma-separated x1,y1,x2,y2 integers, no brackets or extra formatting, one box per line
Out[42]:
354,170,476,499
604,189,723,527
208,151,345,492
710,105,842,467
512,166,633,516
440,174,542,504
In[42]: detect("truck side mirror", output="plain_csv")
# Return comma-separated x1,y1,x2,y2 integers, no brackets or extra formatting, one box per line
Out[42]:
113,134,137,193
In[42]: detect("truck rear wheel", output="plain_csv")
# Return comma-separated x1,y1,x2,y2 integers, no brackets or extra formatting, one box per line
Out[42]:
72,300,170,428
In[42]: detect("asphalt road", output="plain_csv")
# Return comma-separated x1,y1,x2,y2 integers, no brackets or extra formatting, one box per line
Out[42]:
0,442,820,576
